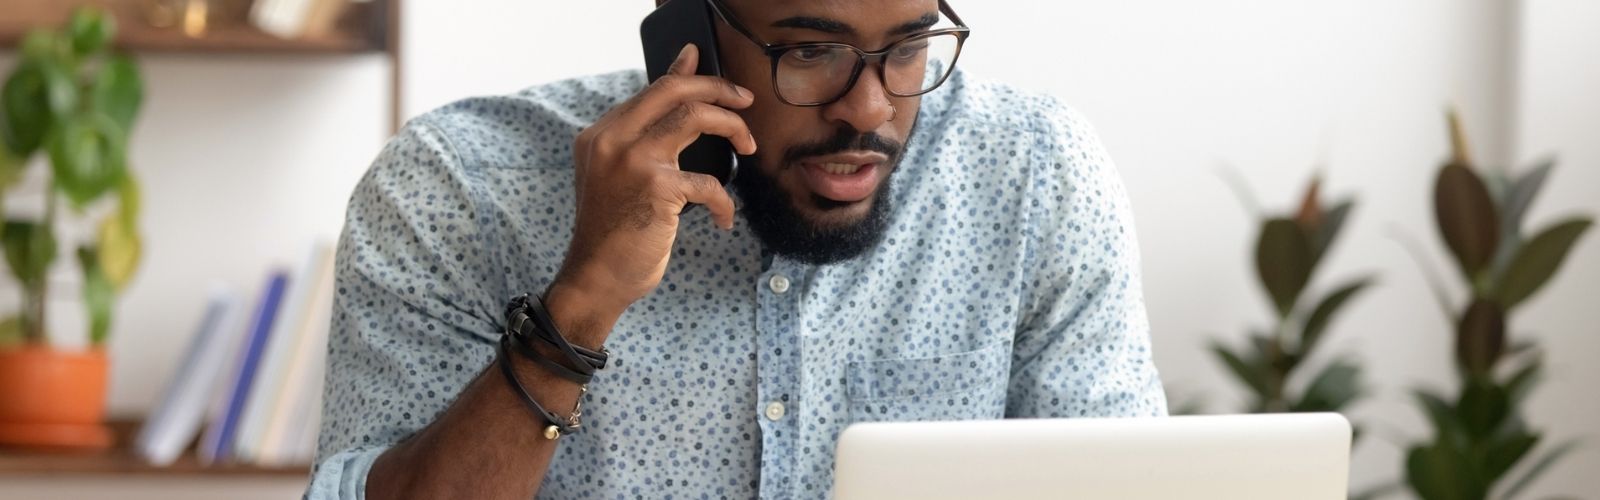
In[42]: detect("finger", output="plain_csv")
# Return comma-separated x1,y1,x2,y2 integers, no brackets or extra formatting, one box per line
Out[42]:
624,74,754,133
667,43,698,77
672,170,736,230
643,102,758,156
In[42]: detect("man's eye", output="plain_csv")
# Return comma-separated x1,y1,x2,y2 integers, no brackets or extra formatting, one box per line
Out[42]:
891,41,929,61
791,47,836,63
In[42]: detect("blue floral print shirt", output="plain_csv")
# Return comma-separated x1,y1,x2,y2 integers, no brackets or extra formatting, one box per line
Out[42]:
307,68,1166,500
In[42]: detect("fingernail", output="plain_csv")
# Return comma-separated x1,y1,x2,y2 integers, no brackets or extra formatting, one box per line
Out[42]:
677,44,694,60
736,86,753,99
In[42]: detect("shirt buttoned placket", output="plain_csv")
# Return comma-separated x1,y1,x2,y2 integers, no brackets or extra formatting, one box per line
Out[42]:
755,256,804,499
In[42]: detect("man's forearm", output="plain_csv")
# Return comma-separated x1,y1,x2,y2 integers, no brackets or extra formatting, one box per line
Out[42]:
365,285,619,499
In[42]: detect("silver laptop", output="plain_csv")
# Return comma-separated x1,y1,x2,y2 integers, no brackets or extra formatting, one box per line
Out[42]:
833,413,1351,499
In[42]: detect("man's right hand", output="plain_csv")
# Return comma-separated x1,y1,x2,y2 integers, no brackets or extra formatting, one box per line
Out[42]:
548,43,758,344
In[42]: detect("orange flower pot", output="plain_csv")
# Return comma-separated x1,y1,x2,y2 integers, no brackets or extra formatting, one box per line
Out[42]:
0,345,113,451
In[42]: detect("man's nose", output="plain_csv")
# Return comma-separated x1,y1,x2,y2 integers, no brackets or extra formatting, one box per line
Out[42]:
820,67,897,133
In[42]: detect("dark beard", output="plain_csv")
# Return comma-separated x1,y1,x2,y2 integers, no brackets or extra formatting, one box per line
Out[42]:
731,123,911,265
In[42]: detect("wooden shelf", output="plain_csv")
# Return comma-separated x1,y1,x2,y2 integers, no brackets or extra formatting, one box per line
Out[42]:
0,419,309,478
0,0,390,55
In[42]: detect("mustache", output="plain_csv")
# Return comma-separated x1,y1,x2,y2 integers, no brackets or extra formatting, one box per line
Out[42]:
780,126,903,166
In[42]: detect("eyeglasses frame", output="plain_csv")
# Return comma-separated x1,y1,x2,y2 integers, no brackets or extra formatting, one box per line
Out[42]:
702,0,972,107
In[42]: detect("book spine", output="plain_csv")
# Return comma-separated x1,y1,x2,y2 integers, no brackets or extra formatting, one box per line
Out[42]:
203,271,290,464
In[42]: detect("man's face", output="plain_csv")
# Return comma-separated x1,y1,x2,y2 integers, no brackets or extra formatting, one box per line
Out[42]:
712,0,940,264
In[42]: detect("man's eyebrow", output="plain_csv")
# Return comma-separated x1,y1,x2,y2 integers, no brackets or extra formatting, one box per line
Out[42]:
888,13,941,36
772,16,854,36
770,12,941,37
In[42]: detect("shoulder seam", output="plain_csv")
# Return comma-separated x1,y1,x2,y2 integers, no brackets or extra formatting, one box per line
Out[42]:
409,117,511,311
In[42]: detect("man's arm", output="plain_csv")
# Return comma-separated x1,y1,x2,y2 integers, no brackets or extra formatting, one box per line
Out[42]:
306,119,628,500
1005,102,1166,419
308,45,756,500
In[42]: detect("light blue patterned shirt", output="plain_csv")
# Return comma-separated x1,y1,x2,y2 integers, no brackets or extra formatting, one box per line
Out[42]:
308,68,1165,499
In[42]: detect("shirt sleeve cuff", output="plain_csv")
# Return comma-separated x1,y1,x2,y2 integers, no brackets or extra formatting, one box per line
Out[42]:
305,445,388,500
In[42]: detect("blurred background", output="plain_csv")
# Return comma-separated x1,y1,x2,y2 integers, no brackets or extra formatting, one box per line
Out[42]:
0,0,1595,498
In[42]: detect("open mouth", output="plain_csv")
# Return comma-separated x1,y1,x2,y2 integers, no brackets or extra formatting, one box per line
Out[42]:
797,152,888,203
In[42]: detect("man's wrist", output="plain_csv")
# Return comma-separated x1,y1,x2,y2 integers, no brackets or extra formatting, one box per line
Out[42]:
542,279,626,350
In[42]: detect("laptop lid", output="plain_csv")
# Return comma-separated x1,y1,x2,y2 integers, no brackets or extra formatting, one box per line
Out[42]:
833,413,1351,500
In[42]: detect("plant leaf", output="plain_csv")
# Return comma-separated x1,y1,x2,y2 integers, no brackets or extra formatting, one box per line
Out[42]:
1312,199,1355,265
66,6,116,57
1485,431,1540,485
1491,159,1555,265
0,129,22,189
1413,389,1467,448
1296,174,1323,231
77,246,116,345
1434,162,1500,278
1495,218,1592,311
1501,439,1583,500
1456,299,1506,378
1457,378,1510,440
48,112,127,208
1214,163,1262,218
90,53,143,133
1256,218,1314,317
1290,359,1363,412
1390,226,1456,321
97,209,141,291
2,220,58,291
1211,341,1270,400
1,60,53,156
117,172,141,229
1298,277,1373,357
1504,358,1542,408
1408,439,1484,500
1446,108,1473,167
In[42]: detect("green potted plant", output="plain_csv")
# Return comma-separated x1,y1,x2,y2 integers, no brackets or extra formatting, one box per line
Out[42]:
1208,172,1373,418
1398,111,1590,500
0,7,144,450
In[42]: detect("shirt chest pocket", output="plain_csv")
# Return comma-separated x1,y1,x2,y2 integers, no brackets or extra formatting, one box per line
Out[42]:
845,342,1012,423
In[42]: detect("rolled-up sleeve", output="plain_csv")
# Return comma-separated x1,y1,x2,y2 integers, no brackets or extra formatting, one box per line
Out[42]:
306,119,507,499
1005,102,1167,419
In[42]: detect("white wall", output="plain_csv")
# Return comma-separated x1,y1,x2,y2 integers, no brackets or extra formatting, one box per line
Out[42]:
1507,0,1600,495
4,0,1594,497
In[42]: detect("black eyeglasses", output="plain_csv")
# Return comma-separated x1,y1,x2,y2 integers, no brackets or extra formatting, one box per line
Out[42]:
704,0,971,107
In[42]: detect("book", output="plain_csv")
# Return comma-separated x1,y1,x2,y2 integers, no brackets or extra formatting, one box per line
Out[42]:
258,245,337,466
233,242,335,463
198,270,290,465
241,240,336,465
133,287,243,466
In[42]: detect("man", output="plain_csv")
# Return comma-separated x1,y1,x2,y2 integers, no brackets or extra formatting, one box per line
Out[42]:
308,0,1165,498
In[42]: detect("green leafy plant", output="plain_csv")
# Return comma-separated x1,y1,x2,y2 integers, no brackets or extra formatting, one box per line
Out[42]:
1399,111,1590,500
0,7,143,347
1210,171,1373,419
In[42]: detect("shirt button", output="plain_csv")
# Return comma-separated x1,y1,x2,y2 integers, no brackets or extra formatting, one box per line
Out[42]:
768,275,791,294
764,401,786,421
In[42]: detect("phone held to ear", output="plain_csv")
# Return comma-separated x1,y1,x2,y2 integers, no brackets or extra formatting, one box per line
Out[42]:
640,0,740,186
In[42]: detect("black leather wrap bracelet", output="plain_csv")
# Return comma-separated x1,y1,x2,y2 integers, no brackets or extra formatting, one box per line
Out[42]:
497,292,611,439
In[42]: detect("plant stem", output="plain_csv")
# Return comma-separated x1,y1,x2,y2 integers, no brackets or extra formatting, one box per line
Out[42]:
28,188,60,344
1264,312,1294,413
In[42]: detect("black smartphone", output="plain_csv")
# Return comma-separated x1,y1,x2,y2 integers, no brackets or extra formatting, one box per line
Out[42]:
640,0,739,186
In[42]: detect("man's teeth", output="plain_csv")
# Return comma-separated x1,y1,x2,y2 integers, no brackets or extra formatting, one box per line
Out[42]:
818,162,863,175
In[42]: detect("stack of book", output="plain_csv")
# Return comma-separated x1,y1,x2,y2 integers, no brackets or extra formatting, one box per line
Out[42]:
250,0,355,39
134,241,338,468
